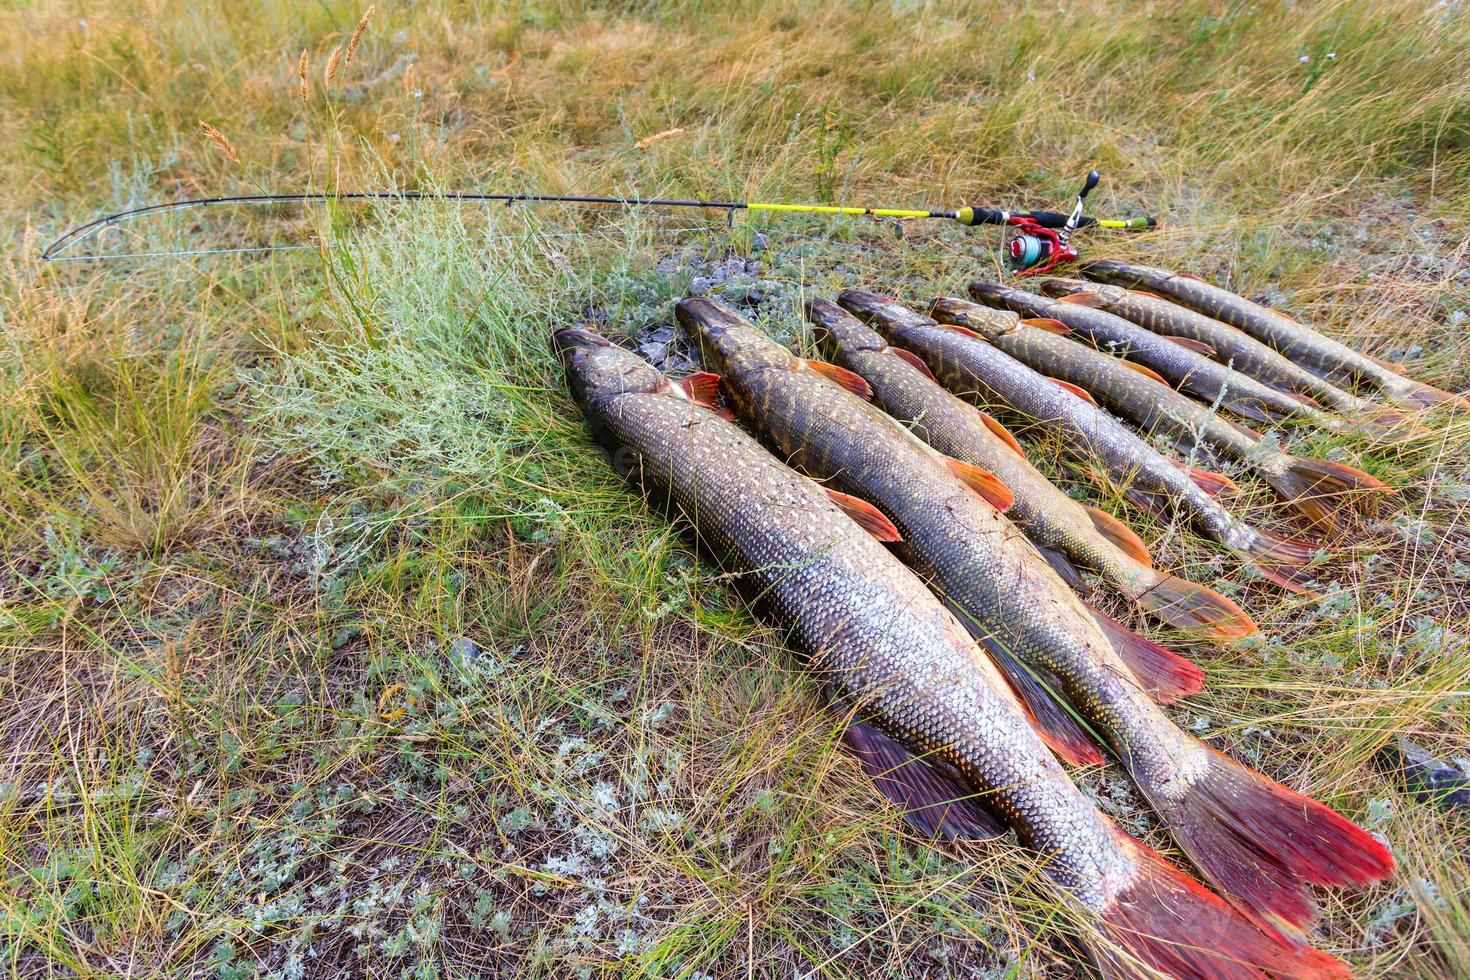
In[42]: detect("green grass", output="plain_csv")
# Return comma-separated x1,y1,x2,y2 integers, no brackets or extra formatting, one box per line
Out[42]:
2,0,1468,976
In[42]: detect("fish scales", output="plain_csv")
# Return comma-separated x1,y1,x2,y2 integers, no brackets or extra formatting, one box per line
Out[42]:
985,279,1344,429
806,297,1255,638
1082,259,1468,412
554,325,1130,900
557,325,1364,978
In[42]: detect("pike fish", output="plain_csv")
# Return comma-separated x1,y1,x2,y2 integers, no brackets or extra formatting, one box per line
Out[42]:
805,297,1256,640
942,290,1393,533
1034,276,1408,435
676,300,1393,946
981,279,1344,431
1082,259,1469,412
835,290,1321,594
554,324,1343,979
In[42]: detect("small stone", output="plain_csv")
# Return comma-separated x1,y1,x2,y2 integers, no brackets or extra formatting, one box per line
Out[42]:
688,276,713,296
751,232,769,252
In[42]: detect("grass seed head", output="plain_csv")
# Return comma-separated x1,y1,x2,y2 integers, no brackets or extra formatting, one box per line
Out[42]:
198,121,240,164
346,4,375,63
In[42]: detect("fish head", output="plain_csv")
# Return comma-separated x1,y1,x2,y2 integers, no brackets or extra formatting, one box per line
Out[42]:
929,297,1017,339
675,296,794,379
836,290,938,347
804,297,886,360
553,326,671,408
964,282,1053,319
1036,277,1100,299
1078,259,1165,289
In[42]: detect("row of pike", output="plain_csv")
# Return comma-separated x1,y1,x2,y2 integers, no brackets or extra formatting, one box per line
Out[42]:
555,260,1463,977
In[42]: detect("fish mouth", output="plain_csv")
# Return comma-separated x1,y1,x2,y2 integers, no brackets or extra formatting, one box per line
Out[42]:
551,326,613,359
966,282,1007,300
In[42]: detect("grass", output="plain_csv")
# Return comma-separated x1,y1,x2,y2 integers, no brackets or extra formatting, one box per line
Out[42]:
2,0,1468,976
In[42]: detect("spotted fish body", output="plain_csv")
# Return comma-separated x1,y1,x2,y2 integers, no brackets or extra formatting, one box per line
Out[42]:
805,297,1255,638
554,325,1129,905
927,295,1395,534
834,291,1290,560
556,326,1366,978
980,279,1344,431
1081,259,1469,412
1031,277,1393,423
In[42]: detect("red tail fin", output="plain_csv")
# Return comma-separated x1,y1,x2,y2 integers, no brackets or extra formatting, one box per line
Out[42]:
1133,571,1258,639
1263,456,1394,532
1091,833,1353,979
1146,748,1394,942
1240,529,1322,597
1086,605,1205,702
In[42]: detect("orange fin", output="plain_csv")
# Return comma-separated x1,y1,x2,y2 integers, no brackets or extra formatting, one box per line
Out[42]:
1174,461,1238,496
1164,335,1217,357
888,345,936,381
1242,529,1322,597
945,457,1014,512
976,410,1026,458
1128,289,1167,301
1086,604,1204,703
1263,456,1395,531
1021,317,1071,335
1176,273,1208,282
802,359,873,399
1049,377,1097,405
1119,359,1171,386
938,322,986,341
1367,353,1406,372
841,721,1004,840
1084,506,1152,566
676,371,723,408
825,489,901,542
1058,291,1106,308
1401,381,1470,410
1133,571,1257,639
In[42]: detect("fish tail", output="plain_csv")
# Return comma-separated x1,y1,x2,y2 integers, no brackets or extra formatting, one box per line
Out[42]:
1143,747,1394,943
1132,570,1259,639
1086,605,1205,702
1263,456,1394,530
1239,529,1322,596
1397,381,1470,411
1089,831,1354,980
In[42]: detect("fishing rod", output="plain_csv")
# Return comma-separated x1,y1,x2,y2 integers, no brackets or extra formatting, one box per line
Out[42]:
40,170,1154,269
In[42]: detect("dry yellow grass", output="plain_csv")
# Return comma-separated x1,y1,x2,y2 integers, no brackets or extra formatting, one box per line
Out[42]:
1,1,1467,977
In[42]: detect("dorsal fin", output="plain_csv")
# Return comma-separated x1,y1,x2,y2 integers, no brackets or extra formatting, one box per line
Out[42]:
825,488,902,542
801,359,873,399
944,457,1014,512
975,410,1026,458
888,346,937,381
1021,317,1072,335
938,322,985,341
1084,506,1152,566
1058,291,1106,308
1119,359,1172,387
1128,289,1167,300
1049,377,1097,405
1164,335,1217,357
